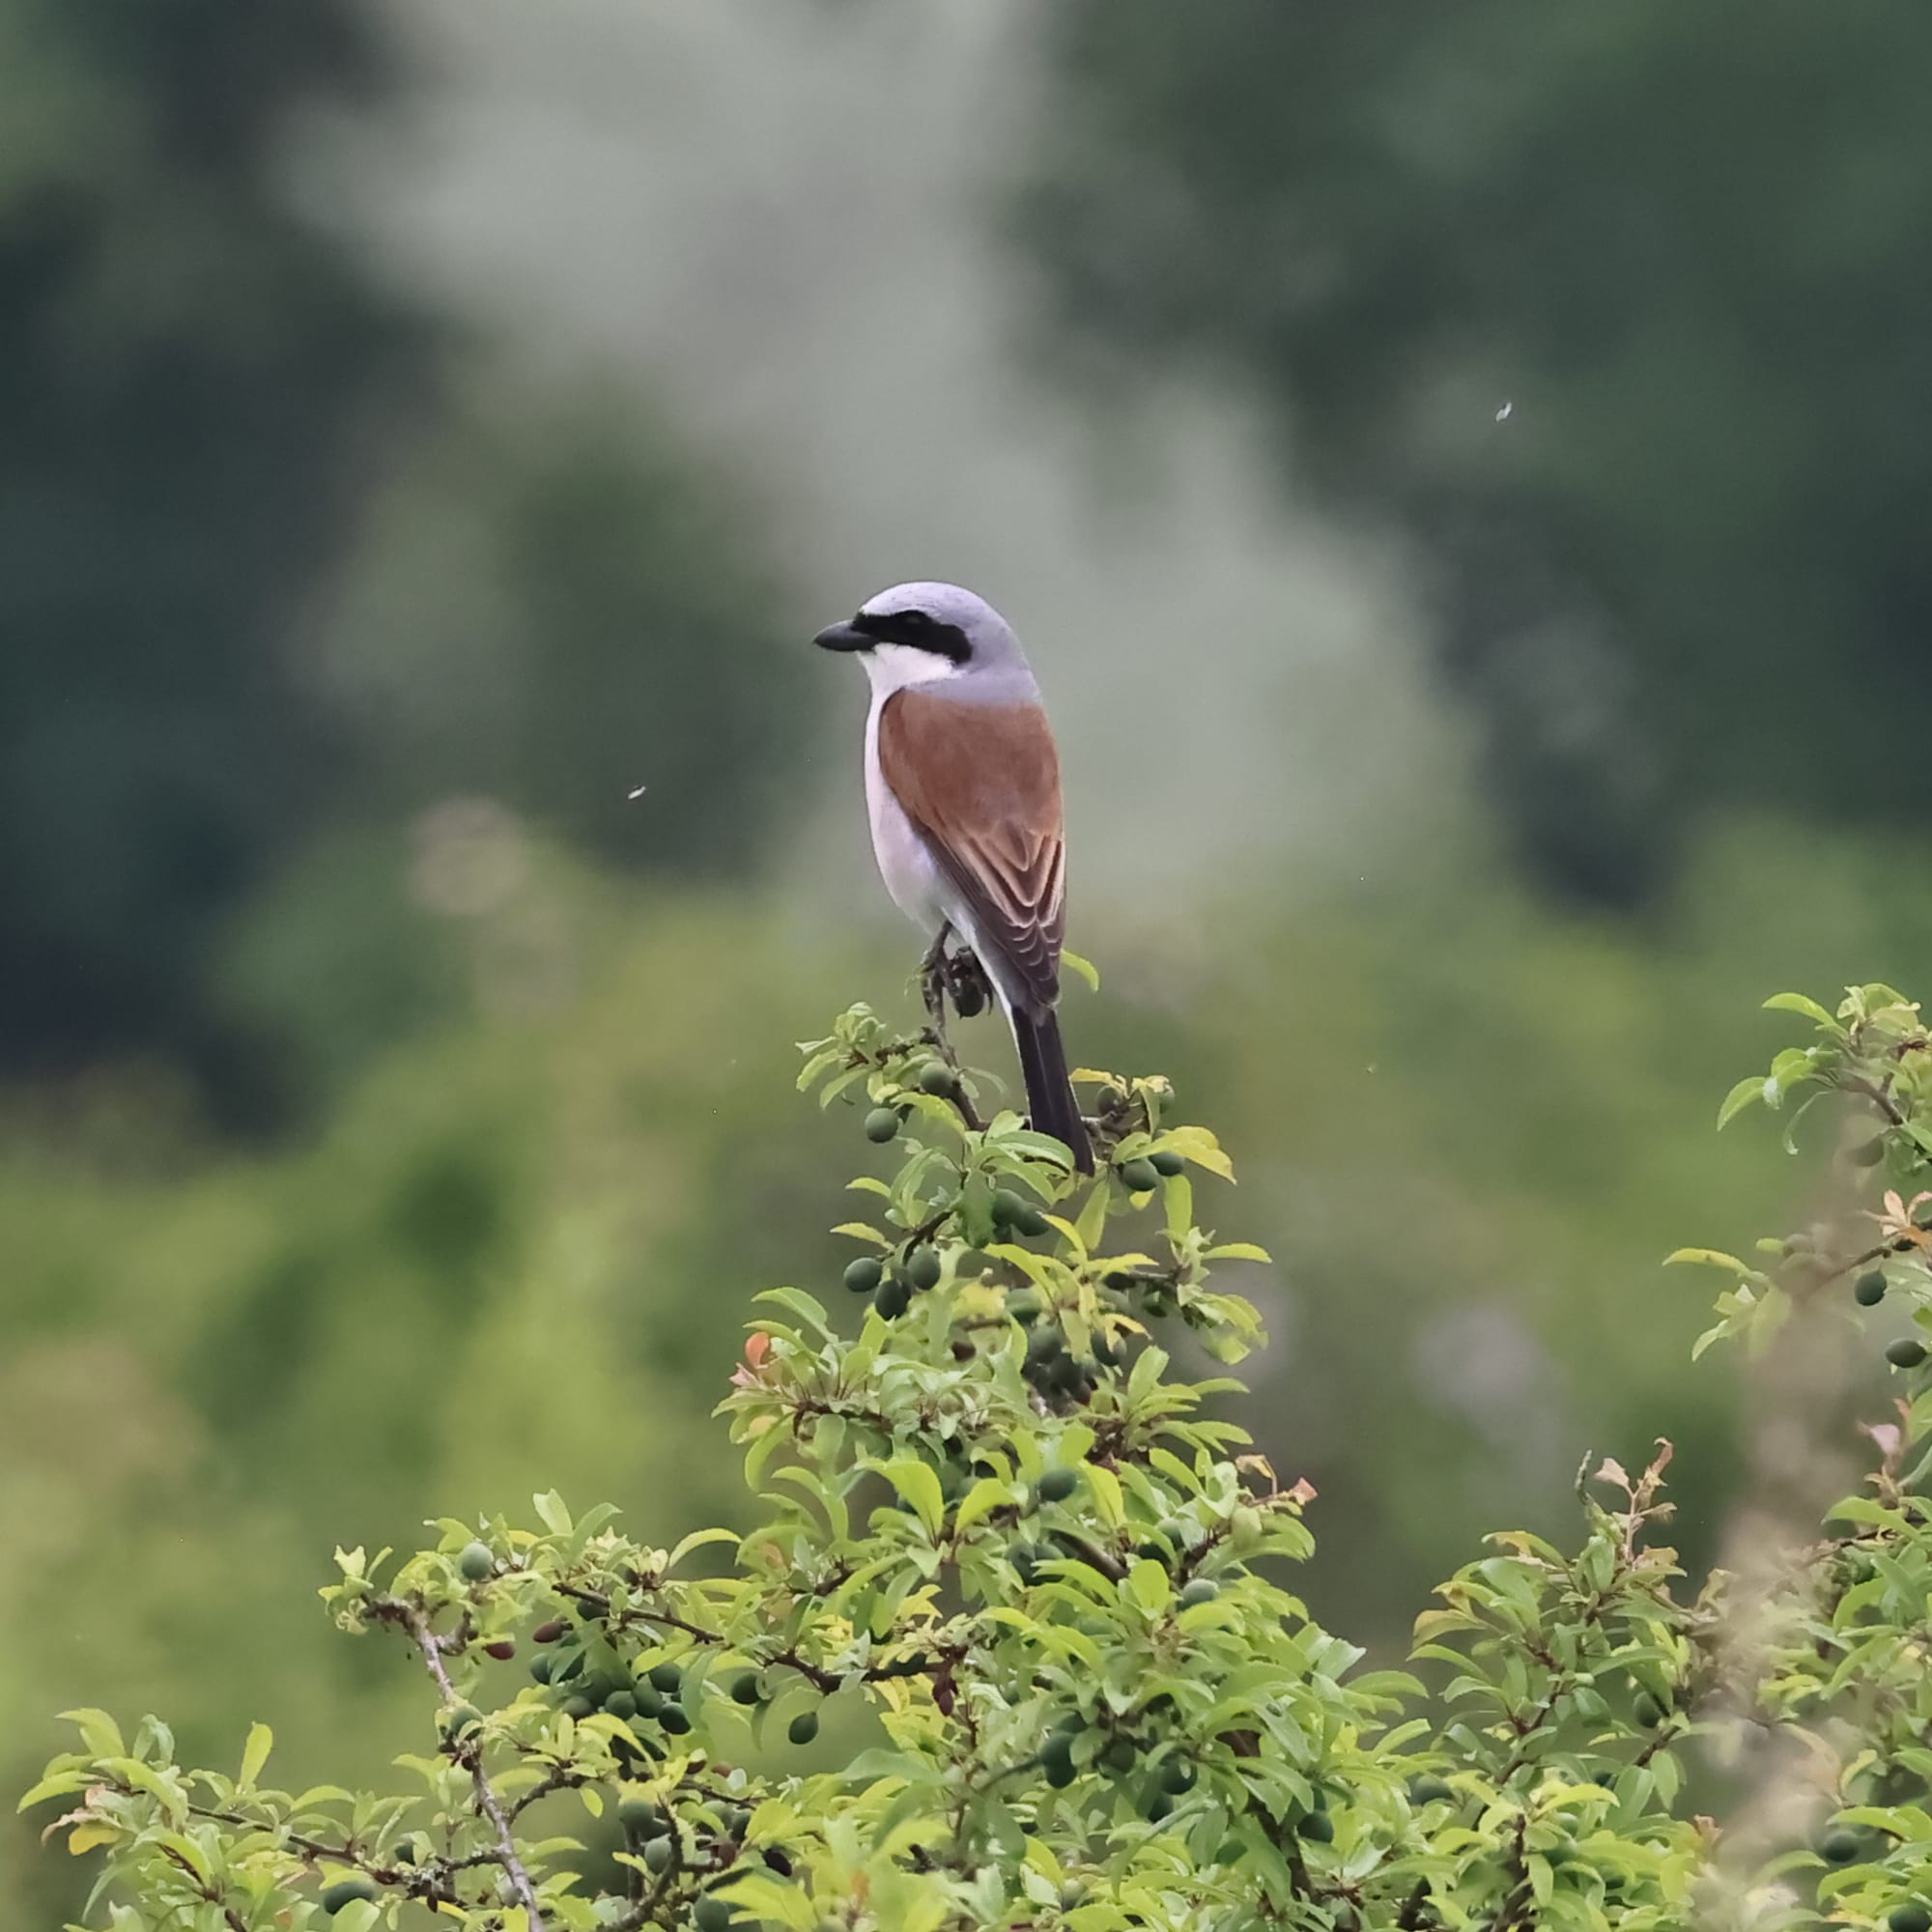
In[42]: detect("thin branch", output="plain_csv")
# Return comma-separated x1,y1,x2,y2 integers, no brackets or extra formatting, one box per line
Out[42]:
376,1598,549,1932
1848,1074,1909,1129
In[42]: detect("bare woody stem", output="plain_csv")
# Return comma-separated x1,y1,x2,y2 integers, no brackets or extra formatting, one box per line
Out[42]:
378,1598,549,1932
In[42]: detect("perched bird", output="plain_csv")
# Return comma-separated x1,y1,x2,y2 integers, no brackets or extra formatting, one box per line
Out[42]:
815,581,1094,1173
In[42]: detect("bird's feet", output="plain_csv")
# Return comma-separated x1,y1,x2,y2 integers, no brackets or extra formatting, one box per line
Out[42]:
943,948,992,1022
918,930,993,1063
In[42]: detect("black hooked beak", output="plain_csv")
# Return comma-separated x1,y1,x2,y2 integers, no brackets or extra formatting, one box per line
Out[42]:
813,618,871,652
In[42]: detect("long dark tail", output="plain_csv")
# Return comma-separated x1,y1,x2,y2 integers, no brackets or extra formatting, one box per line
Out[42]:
1011,1008,1094,1174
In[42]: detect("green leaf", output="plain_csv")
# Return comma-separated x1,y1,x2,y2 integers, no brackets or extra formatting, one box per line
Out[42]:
1716,1076,1767,1129
1060,949,1100,993
531,1491,573,1535
1162,1172,1194,1243
1205,1241,1272,1263
17,1772,89,1813
953,1478,1014,1534
1127,1558,1171,1615
1762,991,1842,1031
239,1722,272,1790
877,1458,946,1537
1662,1247,1748,1274
753,1286,835,1337
668,1526,740,1569
1084,1463,1125,1529
59,1710,126,1759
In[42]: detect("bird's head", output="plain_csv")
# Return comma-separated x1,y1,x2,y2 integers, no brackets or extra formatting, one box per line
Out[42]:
813,581,1026,690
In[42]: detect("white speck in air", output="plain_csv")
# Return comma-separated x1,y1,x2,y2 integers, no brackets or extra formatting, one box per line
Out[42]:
1494,401,1514,422
627,784,648,801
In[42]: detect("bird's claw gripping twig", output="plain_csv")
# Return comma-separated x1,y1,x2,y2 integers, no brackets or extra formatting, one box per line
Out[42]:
919,929,992,1054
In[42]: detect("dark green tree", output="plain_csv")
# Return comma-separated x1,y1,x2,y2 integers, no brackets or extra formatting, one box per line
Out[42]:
0,1,816,1118
0,0,430,1089
1021,2,1932,903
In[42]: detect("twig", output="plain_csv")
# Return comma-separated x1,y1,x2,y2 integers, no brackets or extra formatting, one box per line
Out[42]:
1848,1074,1909,1129
379,1599,549,1931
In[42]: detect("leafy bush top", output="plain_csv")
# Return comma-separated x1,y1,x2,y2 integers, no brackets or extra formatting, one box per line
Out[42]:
27,985,1932,1931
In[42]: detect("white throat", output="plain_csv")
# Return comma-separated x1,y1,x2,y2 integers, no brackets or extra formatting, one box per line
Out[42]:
860,641,966,696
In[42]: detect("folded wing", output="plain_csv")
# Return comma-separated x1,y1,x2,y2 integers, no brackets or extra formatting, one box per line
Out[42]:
876,689,1065,1015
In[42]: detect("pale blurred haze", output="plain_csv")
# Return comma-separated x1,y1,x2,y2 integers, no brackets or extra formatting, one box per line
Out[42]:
325,0,1455,913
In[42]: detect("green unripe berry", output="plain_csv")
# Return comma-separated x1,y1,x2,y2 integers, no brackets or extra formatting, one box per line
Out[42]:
695,1897,735,1932
1229,1505,1264,1551
1857,1269,1889,1306
1820,1828,1861,1864
1632,1693,1662,1728
1096,1084,1125,1111
991,1187,1049,1236
1060,1880,1088,1910
864,1106,902,1144
561,1695,594,1720
1043,1748,1078,1788
919,1062,959,1097
1149,1148,1185,1178
1025,1323,1065,1366
1298,1810,1335,1843
457,1541,495,1581
659,1703,691,1735
1118,1157,1161,1193
874,1274,912,1321
1408,1775,1453,1804
1037,1467,1079,1504
1051,1710,1087,1736
787,1710,820,1746
1179,1577,1219,1607
729,1671,762,1706
643,1835,675,1873
322,1878,378,1914
1161,1759,1197,1795
528,1654,554,1685
1144,1787,1174,1822
1102,1737,1137,1774
842,1255,883,1295
648,1662,683,1693
1046,1350,1085,1394
1887,1337,1928,1369
905,1245,943,1291
442,1701,482,1738
618,1798,659,1833
633,1685,665,1719
604,1690,637,1719
1888,1904,1932,1932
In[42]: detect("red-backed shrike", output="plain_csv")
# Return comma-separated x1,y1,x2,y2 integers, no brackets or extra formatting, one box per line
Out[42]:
816,581,1094,1174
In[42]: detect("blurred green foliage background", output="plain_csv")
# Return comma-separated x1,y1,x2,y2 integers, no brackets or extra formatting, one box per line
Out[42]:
4,0,1926,1918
